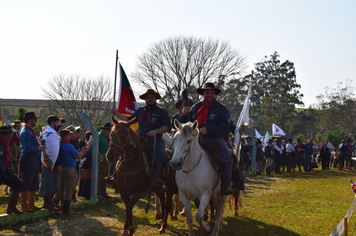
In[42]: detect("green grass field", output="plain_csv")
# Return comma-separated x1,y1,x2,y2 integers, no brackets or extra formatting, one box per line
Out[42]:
1,167,356,236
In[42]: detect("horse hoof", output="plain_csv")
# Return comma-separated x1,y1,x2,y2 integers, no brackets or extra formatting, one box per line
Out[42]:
180,211,186,217
156,212,162,220
171,214,178,220
234,212,239,217
159,227,165,234
210,215,216,224
201,224,211,235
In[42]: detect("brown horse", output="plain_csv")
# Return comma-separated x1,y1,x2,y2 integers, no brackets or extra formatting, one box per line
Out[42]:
106,117,173,236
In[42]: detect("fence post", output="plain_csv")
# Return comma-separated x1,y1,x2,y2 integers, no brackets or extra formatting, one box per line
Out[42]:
80,113,98,201
344,217,347,236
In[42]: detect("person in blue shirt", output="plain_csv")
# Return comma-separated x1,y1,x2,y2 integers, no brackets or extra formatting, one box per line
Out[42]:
180,82,233,195
304,140,314,172
53,129,88,214
0,125,23,214
112,88,172,188
19,112,46,212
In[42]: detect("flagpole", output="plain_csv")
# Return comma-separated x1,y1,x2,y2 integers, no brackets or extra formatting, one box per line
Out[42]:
113,50,119,108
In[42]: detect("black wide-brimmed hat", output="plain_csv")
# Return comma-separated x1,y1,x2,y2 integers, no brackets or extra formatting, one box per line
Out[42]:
267,139,273,143
175,99,194,109
0,125,14,135
60,129,73,138
23,112,40,121
197,83,221,95
100,122,112,130
139,88,161,100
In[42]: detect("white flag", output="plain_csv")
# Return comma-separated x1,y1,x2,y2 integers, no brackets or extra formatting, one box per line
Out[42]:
234,78,252,162
264,131,270,146
272,123,286,136
255,129,264,144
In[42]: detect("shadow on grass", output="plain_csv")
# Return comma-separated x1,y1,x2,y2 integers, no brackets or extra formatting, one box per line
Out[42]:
224,216,301,236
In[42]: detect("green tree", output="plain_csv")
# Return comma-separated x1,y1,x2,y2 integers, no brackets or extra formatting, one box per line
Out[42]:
251,52,304,130
316,80,356,139
15,107,28,121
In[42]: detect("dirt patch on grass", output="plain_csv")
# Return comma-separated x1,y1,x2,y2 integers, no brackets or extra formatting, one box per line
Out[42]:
8,214,120,236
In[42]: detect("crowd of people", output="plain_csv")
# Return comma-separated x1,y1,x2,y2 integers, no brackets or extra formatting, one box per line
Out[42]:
1,81,354,218
240,136,354,175
0,112,114,215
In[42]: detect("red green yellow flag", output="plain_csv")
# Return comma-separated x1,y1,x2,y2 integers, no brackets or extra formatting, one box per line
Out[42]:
116,63,138,132
0,107,2,126
116,63,138,114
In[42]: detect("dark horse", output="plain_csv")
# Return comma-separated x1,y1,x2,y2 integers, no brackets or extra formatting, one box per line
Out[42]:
106,117,173,236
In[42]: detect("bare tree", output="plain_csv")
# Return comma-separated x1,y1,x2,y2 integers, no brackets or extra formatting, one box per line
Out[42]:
41,74,113,130
316,80,356,138
132,36,247,115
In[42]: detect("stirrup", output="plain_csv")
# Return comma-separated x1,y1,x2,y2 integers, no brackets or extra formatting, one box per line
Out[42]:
154,178,164,188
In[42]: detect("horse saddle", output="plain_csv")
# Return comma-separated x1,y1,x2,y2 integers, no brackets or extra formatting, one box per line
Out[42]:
198,135,221,171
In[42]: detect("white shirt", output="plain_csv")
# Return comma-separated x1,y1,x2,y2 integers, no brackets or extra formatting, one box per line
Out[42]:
286,143,295,153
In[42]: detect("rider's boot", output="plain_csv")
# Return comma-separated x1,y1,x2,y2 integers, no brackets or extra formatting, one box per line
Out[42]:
220,162,233,196
154,164,164,188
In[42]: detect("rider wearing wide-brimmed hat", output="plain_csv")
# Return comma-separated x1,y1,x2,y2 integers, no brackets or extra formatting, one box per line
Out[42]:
180,82,234,195
111,88,172,188
171,98,194,132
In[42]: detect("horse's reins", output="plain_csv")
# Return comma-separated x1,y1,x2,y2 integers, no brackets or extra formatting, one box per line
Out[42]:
181,132,203,174
110,125,150,179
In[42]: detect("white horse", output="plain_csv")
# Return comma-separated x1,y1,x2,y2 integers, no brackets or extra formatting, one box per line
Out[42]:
170,120,227,236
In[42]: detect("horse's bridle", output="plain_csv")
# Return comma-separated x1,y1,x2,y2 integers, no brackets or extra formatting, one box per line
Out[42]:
178,134,203,174
109,125,137,162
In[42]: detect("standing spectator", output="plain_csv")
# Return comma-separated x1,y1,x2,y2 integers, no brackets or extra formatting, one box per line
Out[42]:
273,139,283,174
305,140,314,172
53,129,88,214
255,140,264,175
265,139,274,175
4,120,22,195
19,112,46,212
65,125,81,203
340,138,353,171
0,125,23,214
98,122,113,199
285,139,295,173
281,139,287,172
332,149,339,168
240,138,251,172
320,143,331,172
325,139,333,168
296,139,306,173
39,115,62,210
78,131,93,200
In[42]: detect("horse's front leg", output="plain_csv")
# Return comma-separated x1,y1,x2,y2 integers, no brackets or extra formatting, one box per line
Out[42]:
211,195,228,236
125,189,146,236
180,194,194,236
120,192,131,236
155,193,162,220
171,194,179,220
195,194,211,234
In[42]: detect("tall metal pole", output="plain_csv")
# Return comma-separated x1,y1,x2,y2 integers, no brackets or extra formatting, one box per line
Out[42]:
113,50,119,108
80,113,99,201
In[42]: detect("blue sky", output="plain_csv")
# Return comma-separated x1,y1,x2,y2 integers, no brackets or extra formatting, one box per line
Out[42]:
0,0,355,108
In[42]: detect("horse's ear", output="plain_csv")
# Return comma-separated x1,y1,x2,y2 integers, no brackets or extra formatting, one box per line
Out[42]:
127,118,136,126
174,119,182,130
111,116,119,125
191,120,199,137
